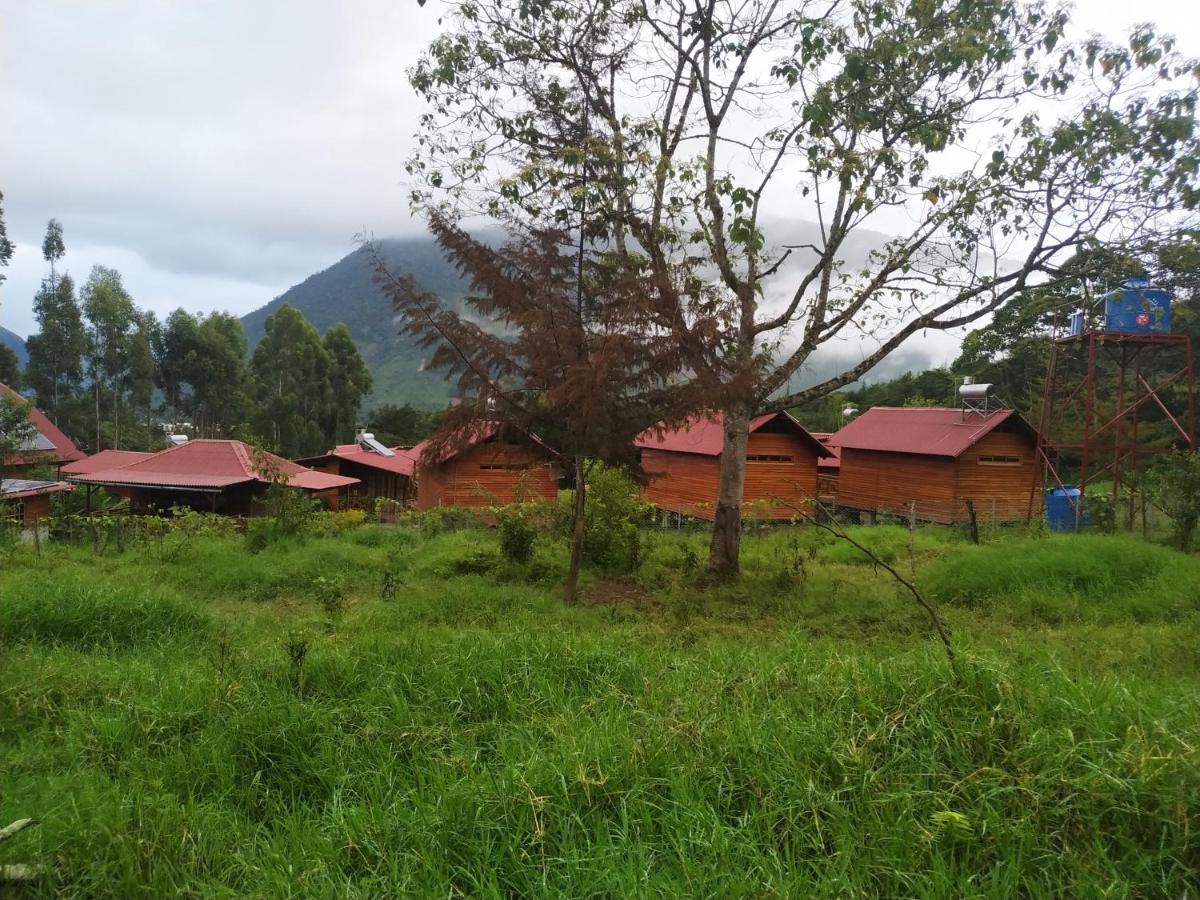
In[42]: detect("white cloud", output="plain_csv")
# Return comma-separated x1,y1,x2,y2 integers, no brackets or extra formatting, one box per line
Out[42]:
1,0,1196,340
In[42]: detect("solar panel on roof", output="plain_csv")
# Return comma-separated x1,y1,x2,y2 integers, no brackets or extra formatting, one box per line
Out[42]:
16,432,56,452
358,435,396,457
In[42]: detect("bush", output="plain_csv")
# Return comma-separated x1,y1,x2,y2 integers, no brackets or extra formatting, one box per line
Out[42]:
559,463,648,574
495,505,537,564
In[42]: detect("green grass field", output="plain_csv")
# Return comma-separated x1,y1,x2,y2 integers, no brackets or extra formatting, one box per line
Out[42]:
2,523,1198,897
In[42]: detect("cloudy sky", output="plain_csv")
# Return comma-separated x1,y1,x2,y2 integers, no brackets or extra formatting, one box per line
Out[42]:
1,0,1197,341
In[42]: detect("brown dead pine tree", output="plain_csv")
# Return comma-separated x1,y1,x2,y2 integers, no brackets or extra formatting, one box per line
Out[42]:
371,214,701,604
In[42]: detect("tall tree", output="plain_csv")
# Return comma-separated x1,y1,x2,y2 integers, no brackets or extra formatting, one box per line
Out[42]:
41,219,65,287
25,273,87,420
249,303,331,457
0,391,37,481
322,323,373,444
189,312,249,437
0,190,14,288
81,265,137,449
154,308,200,426
124,310,158,438
376,216,695,602
0,346,19,388
408,0,1200,575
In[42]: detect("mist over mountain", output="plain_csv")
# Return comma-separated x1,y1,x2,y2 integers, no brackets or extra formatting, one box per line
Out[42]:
241,237,471,409
240,224,950,410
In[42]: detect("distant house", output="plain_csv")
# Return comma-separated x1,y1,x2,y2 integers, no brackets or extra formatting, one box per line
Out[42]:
296,433,415,506
408,424,559,510
830,407,1039,524
635,411,831,520
0,478,73,540
810,433,841,504
65,439,358,515
0,383,86,475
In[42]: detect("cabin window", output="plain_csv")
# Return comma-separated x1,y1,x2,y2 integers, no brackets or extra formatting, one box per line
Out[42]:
746,454,794,463
978,454,1021,466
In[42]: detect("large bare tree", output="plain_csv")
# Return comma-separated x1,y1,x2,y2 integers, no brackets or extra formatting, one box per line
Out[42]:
407,0,1200,574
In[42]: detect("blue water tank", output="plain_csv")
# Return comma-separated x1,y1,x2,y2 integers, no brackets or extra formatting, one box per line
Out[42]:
1104,277,1171,334
1045,485,1088,533
1069,311,1085,336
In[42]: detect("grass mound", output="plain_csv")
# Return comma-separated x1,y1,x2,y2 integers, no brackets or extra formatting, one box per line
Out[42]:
921,534,1200,623
0,575,210,650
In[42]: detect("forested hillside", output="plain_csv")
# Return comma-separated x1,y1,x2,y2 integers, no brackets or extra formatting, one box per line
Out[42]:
0,324,25,365
242,238,472,408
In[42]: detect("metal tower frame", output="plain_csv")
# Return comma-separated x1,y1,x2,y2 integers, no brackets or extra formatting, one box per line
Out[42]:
1031,323,1195,523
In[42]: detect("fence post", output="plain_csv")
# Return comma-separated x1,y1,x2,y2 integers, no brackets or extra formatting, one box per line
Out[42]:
32,516,42,557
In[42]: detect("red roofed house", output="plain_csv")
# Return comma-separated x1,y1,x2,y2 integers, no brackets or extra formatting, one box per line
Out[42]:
408,424,560,510
65,439,358,515
295,432,415,507
1,383,86,475
636,411,831,520
830,407,1038,524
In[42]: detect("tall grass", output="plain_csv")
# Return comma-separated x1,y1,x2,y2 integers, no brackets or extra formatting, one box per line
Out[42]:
1,526,1198,896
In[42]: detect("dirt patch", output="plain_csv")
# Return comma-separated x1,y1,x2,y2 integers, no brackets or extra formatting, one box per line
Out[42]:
583,579,657,609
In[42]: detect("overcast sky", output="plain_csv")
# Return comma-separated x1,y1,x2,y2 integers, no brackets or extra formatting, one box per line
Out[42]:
1,0,1198,342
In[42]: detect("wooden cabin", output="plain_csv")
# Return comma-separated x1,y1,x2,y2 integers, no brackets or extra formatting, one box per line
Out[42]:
0,383,85,476
296,433,415,508
0,478,73,540
830,407,1039,524
65,439,358,515
636,411,830,520
409,425,559,510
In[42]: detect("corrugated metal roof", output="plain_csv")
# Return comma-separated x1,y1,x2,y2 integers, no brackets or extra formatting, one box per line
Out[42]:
636,411,831,458
810,433,841,469
60,449,154,476
68,439,359,491
829,407,1034,458
0,478,75,500
297,444,416,477
0,383,86,464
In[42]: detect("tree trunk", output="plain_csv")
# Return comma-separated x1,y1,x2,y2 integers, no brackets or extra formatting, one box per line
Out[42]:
707,402,751,578
563,456,587,605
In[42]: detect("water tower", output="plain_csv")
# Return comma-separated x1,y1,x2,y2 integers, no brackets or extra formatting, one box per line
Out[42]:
1032,277,1195,524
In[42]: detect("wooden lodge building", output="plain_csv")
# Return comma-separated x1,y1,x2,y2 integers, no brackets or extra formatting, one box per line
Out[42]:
810,433,841,504
408,424,559,510
65,439,358,515
830,406,1039,524
636,411,831,520
296,433,415,507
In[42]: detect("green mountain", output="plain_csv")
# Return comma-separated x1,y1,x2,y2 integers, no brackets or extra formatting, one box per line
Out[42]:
1,324,27,366
241,238,470,409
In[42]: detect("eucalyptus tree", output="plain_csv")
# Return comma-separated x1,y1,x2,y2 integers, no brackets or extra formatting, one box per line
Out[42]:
407,0,1200,575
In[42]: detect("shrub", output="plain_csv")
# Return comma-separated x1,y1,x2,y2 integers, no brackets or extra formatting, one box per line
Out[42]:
1146,451,1200,551
495,505,537,564
559,463,648,574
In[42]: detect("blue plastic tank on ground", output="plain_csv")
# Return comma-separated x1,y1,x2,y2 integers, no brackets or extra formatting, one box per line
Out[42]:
1045,485,1088,532
1104,277,1171,334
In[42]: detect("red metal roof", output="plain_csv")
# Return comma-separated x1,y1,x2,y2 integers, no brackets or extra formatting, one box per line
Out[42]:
636,411,831,458
810,433,841,469
830,407,1035,458
61,449,154,476
0,383,86,465
67,439,358,491
297,444,416,477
